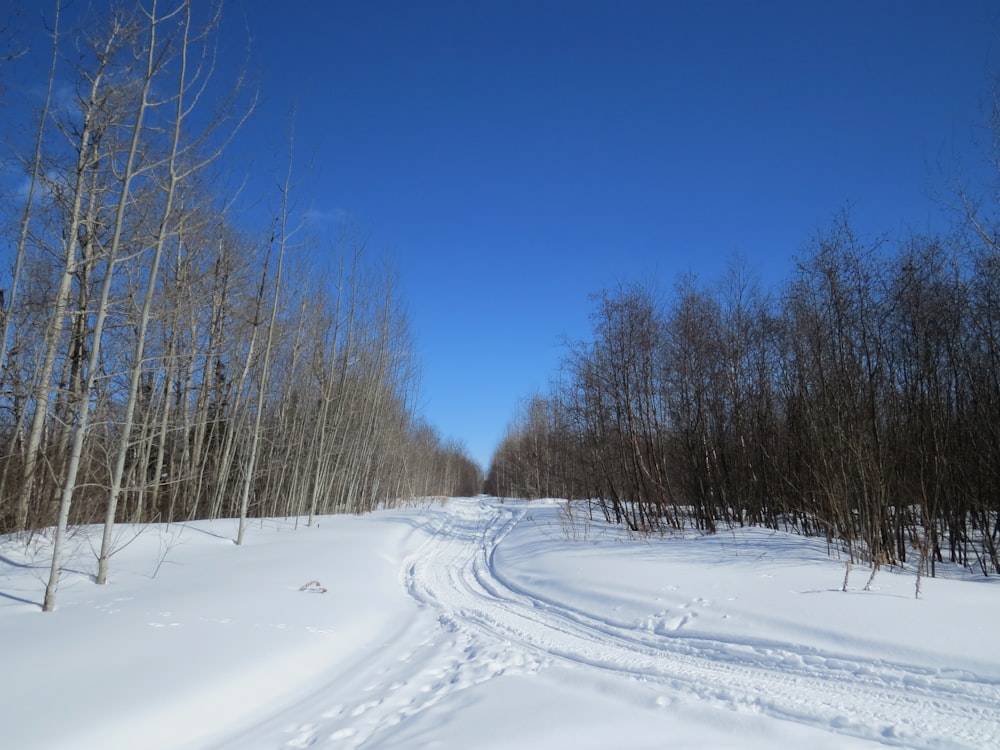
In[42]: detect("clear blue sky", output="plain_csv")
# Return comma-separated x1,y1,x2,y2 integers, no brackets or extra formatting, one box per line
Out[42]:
225,0,999,469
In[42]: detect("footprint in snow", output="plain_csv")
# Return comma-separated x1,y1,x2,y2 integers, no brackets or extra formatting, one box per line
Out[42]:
640,609,697,634
284,724,317,748
320,704,344,719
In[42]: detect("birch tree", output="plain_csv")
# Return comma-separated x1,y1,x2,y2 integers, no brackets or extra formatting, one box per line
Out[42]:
19,6,128,541
45,1,183,610
97,0,252,582
0,0,60,531
235,134,293,545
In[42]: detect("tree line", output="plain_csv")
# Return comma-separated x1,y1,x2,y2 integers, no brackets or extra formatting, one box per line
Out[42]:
487,216,1000,578
0,1,480,609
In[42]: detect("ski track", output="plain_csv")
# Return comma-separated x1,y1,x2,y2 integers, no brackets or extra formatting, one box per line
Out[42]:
226,498,1000,750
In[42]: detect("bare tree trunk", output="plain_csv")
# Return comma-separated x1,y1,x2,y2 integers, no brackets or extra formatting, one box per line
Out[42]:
235,153,290,544
98,1,234,583
0,1,60,531
45,5,161,611
24,12,119,538
306,262,345,524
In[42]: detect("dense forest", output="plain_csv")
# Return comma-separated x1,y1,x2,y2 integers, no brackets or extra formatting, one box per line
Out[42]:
0,2,480,609
486,212,1000,578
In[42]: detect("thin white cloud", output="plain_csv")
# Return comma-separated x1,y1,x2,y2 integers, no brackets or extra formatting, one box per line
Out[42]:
304,206,353,227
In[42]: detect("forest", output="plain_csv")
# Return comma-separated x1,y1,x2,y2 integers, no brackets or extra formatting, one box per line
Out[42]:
486,214,1000,579
3,0,999,618
0,2,480,610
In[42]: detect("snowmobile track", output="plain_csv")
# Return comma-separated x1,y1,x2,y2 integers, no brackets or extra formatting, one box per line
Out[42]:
401,498,999,750
217,497,1000,749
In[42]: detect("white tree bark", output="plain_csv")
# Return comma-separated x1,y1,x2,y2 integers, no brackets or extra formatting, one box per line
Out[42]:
45,3,164,611
1,0,60,530
23,9,118,538
97,1,193,584
236,138,293,545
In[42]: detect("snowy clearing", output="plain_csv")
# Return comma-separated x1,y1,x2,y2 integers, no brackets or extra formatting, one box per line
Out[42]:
2,497,998,749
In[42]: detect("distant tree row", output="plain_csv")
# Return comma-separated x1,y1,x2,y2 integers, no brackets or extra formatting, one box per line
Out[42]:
0,1,480,609
487,217,1000,577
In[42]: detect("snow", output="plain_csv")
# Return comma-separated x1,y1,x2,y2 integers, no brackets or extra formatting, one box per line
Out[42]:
2,497,998,749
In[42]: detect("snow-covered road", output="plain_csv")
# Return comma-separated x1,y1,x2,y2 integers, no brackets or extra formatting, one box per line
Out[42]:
406,499,997,749
220,498,1000,749
3,497,998,749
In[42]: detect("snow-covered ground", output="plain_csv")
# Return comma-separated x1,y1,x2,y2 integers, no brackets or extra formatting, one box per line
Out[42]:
2,497,998,749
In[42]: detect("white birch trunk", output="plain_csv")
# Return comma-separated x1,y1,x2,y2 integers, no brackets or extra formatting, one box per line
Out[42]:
236,144,293,545
44,5,160,611
96,2,192,584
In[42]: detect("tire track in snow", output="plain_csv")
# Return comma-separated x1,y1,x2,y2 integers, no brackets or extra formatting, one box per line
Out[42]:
219,506,547,750
219,498,999,749
402,497,1000,750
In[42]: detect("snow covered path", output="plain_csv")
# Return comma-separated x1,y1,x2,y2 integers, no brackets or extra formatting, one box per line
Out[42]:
219,498,999,749
403,499,999,749
3,497,999,749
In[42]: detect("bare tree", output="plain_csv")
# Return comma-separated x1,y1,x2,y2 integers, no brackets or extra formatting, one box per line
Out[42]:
97,0,252,582
0,0,60,532
19,5,131,542
44,3,170,610
236,130,293,545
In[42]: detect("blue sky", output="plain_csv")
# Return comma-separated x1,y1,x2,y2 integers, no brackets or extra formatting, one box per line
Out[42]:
224,1,999,469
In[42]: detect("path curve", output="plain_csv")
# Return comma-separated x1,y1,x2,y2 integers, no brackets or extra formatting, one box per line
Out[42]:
402,498,998,750
219,497,1000,749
